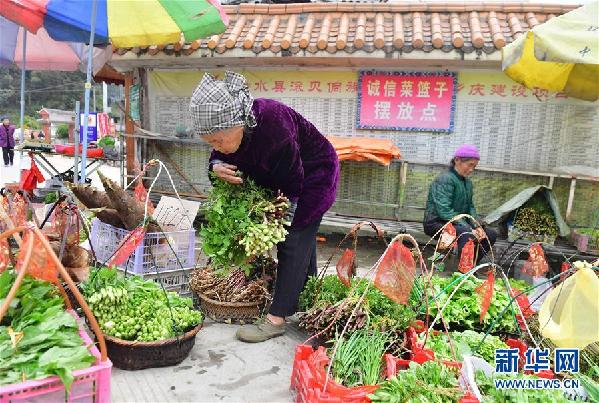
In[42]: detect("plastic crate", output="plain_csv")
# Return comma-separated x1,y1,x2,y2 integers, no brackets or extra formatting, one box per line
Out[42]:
116,267,192,298
290,345,379,403
0,311,112,403
90,218,195,274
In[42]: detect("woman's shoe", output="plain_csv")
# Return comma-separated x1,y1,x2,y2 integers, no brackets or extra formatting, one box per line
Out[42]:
236,317,286,343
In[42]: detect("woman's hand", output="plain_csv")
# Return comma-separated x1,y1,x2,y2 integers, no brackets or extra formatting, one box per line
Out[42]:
213,163,243,184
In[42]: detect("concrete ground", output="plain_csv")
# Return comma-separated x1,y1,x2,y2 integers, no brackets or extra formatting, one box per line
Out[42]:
111,321,306,403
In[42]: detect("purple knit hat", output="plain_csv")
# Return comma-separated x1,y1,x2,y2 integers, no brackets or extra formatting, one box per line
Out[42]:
454,144,480,159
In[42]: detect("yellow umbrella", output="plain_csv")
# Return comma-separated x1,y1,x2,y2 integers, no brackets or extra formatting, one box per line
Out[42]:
502,1,599,101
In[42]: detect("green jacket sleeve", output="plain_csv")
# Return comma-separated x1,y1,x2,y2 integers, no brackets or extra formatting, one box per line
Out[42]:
430,179,461,221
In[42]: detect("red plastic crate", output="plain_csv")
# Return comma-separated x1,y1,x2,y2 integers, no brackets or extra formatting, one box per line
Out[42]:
0,311,112,403
290,345,379,403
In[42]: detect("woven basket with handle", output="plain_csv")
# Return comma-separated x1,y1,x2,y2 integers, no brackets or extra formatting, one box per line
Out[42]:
196,291,266,323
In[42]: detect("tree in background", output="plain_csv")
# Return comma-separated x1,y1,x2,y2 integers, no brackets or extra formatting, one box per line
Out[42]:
0,66,102,124
56,124,69,139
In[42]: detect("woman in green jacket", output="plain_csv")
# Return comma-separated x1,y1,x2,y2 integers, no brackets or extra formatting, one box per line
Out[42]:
423,144,496,262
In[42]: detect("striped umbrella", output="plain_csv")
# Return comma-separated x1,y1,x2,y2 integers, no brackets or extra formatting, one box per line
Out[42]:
0,0,229,47
1,0,229,182
0,16,110,72
0,0,228,47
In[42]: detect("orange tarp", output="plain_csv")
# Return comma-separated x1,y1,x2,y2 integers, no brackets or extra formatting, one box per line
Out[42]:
328,136,401,166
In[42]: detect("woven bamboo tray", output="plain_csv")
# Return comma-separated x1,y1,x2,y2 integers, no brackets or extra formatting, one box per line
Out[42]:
196,291,266,323
104,324,202,370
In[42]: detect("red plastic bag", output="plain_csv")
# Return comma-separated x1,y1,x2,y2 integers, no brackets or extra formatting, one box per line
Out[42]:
560,262,570,282
108,225,146,267
374,241,416,305
10,193,27,227
134,179,154,214
52,202,80,246
19,160,45,191
336,248,355,287
475,270,495,323
0,238,10,272
438,223,456,250
521,244,549,277
458,238,475,274
16,231,58,283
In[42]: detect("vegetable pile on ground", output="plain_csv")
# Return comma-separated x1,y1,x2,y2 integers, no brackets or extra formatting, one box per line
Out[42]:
82,267,202,342
330,329,388,387
368,361,461,402
298,275,418,354
0,271,95,389
427,273,523,334
200,176,289,270
189,257,276,304
513,194,558,240
418,330,508,364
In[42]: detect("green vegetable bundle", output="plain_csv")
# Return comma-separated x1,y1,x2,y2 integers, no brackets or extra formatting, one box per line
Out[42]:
331,329,388,387
474,370,573,402
82,267,202,342
368,361,461,402
419,330,508,364
0,271,95,390
201,176,289,271
427,274,520,334
298,275,417,350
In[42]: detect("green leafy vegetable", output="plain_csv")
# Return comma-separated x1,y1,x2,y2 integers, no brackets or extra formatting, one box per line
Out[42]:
419,330,508,364
0,270,94,389
82,267,202,342
369,361,461,402
427,274,522,334
200,176,289,272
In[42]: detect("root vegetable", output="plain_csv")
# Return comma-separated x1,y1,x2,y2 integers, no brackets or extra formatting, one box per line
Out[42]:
68,183,114,209
189,267,270,304
98,172,160,233
90,207,126,229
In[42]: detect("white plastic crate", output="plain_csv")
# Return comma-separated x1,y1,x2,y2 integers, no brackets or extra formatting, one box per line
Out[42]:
90,218,195,274
115,267,192,298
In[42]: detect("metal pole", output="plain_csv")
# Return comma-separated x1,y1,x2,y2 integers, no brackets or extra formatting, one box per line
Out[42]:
102,82,108,113
19,29,27,142
74,101,80,184
120,109,125,189
80,0,98,183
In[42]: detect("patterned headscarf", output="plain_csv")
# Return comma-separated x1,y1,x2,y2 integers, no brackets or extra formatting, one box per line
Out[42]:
189,71,257,136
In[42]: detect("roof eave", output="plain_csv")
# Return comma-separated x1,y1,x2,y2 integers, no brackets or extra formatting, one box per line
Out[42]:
109,49,501,71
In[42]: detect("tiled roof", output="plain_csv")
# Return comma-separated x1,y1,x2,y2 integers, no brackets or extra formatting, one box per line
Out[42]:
114,3,579,58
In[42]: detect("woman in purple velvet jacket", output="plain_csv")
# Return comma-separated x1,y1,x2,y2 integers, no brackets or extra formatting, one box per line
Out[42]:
190,72,340,343
0,117,16,167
